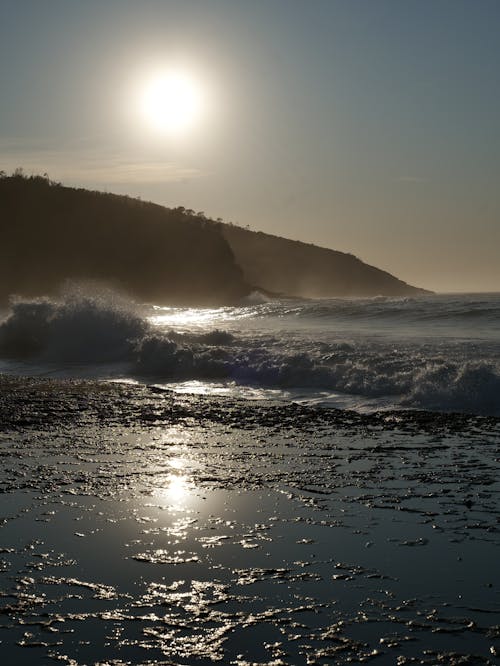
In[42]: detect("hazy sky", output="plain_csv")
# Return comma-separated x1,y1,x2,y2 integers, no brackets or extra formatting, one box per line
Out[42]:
1,0,499,292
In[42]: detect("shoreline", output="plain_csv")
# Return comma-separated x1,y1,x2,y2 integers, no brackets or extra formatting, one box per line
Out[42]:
1,373,499,434
0,373,499,664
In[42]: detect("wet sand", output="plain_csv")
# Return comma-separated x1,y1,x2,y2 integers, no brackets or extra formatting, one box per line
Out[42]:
0,376,499,665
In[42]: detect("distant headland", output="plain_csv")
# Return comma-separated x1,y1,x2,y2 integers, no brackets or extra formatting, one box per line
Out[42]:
0,172,429,305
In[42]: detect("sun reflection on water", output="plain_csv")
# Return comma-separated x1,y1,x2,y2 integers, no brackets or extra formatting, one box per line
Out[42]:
168,457,185,471
155,473,194,509
149,439,200,510
149,307,232,328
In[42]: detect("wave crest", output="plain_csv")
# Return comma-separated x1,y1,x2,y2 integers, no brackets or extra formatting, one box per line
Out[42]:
0,292,146,362
1,293,499,416
404,361,500,414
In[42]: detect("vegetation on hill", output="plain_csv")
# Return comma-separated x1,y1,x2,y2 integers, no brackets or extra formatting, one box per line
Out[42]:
0,171,427,304
0,172,249,305
221,224,428,298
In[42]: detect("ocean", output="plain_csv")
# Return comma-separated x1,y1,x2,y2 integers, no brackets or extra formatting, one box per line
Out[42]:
0,290,499,664
1,290,499,416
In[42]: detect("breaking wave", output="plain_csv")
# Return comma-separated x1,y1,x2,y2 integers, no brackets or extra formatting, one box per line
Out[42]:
0,290,147,362
0,292,499,416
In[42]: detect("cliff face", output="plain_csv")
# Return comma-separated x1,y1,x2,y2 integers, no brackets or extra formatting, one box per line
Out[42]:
0,175,249,305
221,225,428,298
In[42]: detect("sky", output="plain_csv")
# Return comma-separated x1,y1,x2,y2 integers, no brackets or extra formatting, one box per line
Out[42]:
1,0,499,293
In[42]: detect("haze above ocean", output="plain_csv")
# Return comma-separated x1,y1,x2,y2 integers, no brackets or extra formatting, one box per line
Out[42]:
0,291,499,416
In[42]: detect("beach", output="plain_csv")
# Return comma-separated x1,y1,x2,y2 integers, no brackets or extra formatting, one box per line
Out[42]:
0,376,499,664
2,2,499,661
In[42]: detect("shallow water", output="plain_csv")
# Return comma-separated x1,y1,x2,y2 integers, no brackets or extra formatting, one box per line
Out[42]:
0,380,499,664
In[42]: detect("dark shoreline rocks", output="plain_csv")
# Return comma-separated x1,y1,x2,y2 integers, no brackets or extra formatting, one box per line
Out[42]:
1,374,498,436
0,374,498,665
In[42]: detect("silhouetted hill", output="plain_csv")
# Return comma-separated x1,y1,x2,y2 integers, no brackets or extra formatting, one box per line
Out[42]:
221,225,428,298
0,173,249,305
0,173,427,305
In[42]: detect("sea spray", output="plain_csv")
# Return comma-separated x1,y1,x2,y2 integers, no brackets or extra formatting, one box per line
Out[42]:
0,289,146,362
0,291,499,416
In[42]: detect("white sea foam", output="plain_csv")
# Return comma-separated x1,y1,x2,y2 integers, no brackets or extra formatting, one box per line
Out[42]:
0,291,499,416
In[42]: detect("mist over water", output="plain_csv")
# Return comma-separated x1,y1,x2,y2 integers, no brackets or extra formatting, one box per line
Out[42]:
1,289,499,416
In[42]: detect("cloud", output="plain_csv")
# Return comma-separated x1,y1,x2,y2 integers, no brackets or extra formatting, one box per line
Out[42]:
0,142,201,185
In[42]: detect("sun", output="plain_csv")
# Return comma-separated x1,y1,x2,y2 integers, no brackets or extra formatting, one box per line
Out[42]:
140,70,203,135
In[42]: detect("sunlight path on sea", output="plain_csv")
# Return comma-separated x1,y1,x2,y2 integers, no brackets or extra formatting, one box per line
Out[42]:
149,306,235,328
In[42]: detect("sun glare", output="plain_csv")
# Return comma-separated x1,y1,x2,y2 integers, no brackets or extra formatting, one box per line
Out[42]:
165,473,191,505
140,70,203,135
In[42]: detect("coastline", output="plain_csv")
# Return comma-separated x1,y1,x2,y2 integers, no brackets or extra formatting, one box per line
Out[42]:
1,375,499,664
2,374,499,432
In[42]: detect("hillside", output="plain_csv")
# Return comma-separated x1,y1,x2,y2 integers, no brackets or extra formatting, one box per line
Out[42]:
0,173,427,305
221,225,427,298
0,174,249,305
